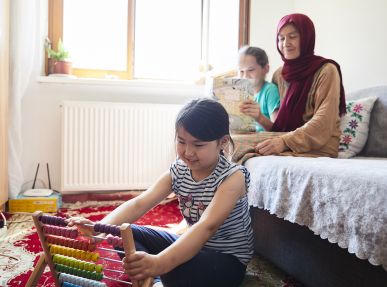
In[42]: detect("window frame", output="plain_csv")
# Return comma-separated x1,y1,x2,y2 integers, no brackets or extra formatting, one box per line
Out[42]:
48,0,250,80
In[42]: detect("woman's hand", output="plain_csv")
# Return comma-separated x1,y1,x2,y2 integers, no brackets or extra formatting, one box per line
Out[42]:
239,100,261,121
255,137,288,155
123,252,164,280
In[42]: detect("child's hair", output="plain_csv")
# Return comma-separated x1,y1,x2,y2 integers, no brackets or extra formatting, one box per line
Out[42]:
175,98,234,153
239,45,269,68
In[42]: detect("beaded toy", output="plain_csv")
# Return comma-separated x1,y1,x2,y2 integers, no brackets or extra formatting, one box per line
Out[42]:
26,211,153,287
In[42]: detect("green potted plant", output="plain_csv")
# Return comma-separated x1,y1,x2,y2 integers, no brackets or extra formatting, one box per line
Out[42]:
46,38,72,75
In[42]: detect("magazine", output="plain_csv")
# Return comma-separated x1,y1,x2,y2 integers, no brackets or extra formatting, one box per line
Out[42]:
212,77,256,133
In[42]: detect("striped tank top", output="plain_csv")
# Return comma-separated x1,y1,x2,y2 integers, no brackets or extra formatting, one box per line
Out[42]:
170,155,254,265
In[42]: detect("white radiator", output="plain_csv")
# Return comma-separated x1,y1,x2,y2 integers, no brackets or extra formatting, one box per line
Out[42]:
61,101,182,193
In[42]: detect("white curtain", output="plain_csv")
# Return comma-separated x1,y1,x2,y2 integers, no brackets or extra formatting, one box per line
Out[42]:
8,0,39,198
0,0,10,205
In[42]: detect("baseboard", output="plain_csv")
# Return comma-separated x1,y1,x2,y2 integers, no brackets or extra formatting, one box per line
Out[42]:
61,190,143,203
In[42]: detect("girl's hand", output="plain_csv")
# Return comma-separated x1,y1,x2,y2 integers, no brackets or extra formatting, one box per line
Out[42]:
255,137,287,155
123,252,164,280
239,100,261,121
66,217,95,237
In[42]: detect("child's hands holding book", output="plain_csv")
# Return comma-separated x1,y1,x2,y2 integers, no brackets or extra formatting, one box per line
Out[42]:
239,100,262,122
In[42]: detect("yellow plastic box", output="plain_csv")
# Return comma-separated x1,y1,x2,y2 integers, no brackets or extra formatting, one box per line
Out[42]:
8,193,62,213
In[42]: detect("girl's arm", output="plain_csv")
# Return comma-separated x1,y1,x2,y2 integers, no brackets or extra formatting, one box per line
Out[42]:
270,109,279,122
100,171,173,226
256,110,274,131
68,171,173,233
124,170,246,280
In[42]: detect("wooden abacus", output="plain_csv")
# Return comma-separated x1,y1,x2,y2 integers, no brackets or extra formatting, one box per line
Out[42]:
26,211,153,287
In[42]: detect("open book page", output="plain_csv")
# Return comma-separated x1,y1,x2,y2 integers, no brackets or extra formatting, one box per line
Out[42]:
212,78,256,133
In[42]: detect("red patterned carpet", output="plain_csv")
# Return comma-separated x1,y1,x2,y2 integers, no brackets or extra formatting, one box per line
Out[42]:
0,199,182,287
0,198,301,287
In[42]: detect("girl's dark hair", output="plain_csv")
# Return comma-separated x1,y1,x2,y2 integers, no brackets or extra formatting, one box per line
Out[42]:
239,45,269,68
175,98,234,153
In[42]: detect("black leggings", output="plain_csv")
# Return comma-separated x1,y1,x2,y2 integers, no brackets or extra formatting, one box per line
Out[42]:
117,224,246,287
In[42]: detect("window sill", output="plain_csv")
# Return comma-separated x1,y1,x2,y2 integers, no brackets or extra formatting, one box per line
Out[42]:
37,75,205,91
36,76,207,102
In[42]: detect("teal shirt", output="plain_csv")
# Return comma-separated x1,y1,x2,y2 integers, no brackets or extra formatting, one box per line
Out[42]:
254,81,280,132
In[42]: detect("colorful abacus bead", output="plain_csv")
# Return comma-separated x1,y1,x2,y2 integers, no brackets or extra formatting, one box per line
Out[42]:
55,263,104,281
58,273,107,287
93,223,120,236
49,244,100,262
106,234,123,248
93,223,103,233
42,224,78,238
53,254,103,273
61,282,82,287
47,235,96,252
38,214,67,226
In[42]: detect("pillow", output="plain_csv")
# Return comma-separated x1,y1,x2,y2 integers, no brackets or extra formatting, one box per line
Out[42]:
338,96,378,158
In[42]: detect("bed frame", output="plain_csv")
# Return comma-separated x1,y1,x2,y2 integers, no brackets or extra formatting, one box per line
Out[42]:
250,207,387,287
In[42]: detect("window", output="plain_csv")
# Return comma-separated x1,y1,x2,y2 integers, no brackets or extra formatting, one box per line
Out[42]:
48,0,250,81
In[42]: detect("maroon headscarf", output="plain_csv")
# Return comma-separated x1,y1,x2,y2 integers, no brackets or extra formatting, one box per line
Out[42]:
272,13,346,132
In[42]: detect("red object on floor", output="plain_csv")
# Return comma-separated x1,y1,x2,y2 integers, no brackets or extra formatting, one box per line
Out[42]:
5,200,182,287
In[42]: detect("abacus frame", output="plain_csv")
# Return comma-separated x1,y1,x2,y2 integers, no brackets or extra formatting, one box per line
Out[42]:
26,211,153,287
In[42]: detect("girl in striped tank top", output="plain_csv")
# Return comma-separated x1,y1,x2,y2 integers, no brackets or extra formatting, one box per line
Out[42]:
69,98,254,287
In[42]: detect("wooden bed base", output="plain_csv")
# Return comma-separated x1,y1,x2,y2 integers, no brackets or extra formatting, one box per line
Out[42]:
250,207,387,287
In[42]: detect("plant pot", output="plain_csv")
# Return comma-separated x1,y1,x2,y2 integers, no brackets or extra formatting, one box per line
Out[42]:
48,59,72,75
47,58,55,75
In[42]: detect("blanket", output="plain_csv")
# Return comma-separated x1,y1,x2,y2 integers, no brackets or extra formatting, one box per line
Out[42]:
230,132,333,164
245,156,387,271
231,132,287,163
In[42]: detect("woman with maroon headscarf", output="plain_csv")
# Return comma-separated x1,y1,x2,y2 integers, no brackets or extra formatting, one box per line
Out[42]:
232,13,346,163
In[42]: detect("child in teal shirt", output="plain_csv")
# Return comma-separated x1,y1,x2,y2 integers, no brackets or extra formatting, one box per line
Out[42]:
238,46,280,131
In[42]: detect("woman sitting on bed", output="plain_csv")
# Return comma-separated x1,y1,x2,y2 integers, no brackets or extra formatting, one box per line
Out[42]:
232,13,346,163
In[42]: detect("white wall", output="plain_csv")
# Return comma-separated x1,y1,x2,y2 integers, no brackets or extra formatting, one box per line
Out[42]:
249,0,295,84
18,0,387,193
250,0,387,93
